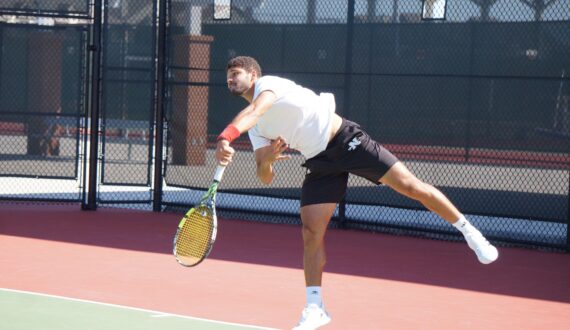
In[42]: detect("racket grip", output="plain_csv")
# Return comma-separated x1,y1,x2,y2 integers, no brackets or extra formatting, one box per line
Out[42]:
213,165,226,182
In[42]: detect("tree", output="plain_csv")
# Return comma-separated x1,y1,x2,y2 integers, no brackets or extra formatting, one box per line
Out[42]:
520,0,559,21
307,0,317,23
364,0,398,23
469,0,499,21
368,0,376,21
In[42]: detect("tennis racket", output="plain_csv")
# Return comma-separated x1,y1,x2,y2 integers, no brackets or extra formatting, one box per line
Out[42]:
173,165,226,267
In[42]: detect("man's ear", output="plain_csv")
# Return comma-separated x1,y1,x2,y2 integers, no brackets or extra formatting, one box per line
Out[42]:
251,69,259,81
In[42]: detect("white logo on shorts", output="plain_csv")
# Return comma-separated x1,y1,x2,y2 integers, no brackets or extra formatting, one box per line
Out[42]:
348,136,361,151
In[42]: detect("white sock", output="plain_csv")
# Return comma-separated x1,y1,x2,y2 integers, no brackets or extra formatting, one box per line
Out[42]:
306,286,322,307
452,216,476,235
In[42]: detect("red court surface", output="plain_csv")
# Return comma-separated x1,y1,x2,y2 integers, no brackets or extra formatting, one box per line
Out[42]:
1,203,569,329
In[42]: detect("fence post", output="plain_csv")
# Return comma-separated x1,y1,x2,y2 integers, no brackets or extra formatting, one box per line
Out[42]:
153,0,168,212
343,0,355,120
464,22,476,163
338,0,356,228
567,172,570,252
83,0,103,210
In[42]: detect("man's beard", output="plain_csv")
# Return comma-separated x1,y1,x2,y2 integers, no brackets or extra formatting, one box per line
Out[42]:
229,85,246,96
229,89,243,96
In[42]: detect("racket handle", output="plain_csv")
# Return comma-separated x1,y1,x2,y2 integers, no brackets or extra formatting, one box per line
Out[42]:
213,165,226,183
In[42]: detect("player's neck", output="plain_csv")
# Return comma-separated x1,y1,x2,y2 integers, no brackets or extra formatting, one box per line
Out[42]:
242,82,256,103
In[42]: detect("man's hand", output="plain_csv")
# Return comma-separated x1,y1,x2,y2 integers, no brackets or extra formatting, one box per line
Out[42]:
255,137,291,184
215,139,235,166
258,137,291,164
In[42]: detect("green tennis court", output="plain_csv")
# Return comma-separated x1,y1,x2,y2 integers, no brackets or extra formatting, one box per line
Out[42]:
0,289,273,330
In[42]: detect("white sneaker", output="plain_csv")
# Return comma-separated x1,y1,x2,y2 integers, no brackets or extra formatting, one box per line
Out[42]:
464,230,499,264
292,304,331,330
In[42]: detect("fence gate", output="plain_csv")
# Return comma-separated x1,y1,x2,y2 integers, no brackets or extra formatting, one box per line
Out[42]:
95,1,158,207
0,1,160,208
0,1,91,203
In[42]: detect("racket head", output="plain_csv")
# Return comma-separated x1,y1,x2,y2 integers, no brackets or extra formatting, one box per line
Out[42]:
173,204,217,267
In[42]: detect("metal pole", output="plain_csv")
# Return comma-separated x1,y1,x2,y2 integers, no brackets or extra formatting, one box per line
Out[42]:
566,170,570,252
464,22,476,163
344,0,356,118
83,0,103,210
0,27,3,109
153,0,168,212
338,0,356,227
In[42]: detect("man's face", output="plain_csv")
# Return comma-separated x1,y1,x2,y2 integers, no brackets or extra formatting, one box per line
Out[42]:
227,67,254,96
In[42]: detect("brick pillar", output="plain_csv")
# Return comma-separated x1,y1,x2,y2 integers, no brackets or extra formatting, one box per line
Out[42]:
26,31,63,156
171,35,213,165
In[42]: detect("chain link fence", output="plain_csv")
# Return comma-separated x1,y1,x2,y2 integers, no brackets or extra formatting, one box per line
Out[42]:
0,0,90,17
0,2,88,202
99,1,156,188
1,0,569,250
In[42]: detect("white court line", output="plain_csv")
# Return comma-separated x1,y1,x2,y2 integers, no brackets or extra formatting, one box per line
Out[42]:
0,288,278,330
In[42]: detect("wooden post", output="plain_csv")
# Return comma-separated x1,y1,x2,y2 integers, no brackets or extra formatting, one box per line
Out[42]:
171,35,213,166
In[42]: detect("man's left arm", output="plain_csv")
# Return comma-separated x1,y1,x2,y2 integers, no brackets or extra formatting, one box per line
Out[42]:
254,136,291,185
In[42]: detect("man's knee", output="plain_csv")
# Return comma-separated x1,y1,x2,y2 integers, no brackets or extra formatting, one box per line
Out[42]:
302,222,326,244
300,203,335,247
301,216,329,249
400,179,431,201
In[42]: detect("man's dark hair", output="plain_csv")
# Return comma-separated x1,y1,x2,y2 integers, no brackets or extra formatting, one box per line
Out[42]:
226,56,262,76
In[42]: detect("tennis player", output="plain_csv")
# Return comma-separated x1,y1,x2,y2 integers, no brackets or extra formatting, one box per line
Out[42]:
215,56,498,330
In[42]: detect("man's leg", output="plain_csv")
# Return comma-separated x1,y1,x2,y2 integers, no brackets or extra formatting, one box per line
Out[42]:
379,162,461,223
379,162,498,264
300,203,336,287
292,203,335,330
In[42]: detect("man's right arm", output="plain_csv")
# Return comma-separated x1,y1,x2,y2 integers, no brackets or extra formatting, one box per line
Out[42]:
215,91,276,166
230,91,276,134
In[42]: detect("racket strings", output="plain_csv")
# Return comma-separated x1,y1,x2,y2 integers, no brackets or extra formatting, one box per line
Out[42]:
175,206,214,265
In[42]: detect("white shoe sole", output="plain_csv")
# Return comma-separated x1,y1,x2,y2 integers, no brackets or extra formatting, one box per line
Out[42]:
292,314,331,330
477,245,499,264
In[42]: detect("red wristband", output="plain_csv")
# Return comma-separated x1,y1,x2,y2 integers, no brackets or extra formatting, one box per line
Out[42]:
217,124,240,143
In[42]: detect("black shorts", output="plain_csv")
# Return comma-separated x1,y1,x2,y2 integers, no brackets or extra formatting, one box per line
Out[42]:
300,118,399,207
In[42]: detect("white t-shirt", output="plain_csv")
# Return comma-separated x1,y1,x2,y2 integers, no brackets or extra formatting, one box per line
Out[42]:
247,76,336,159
